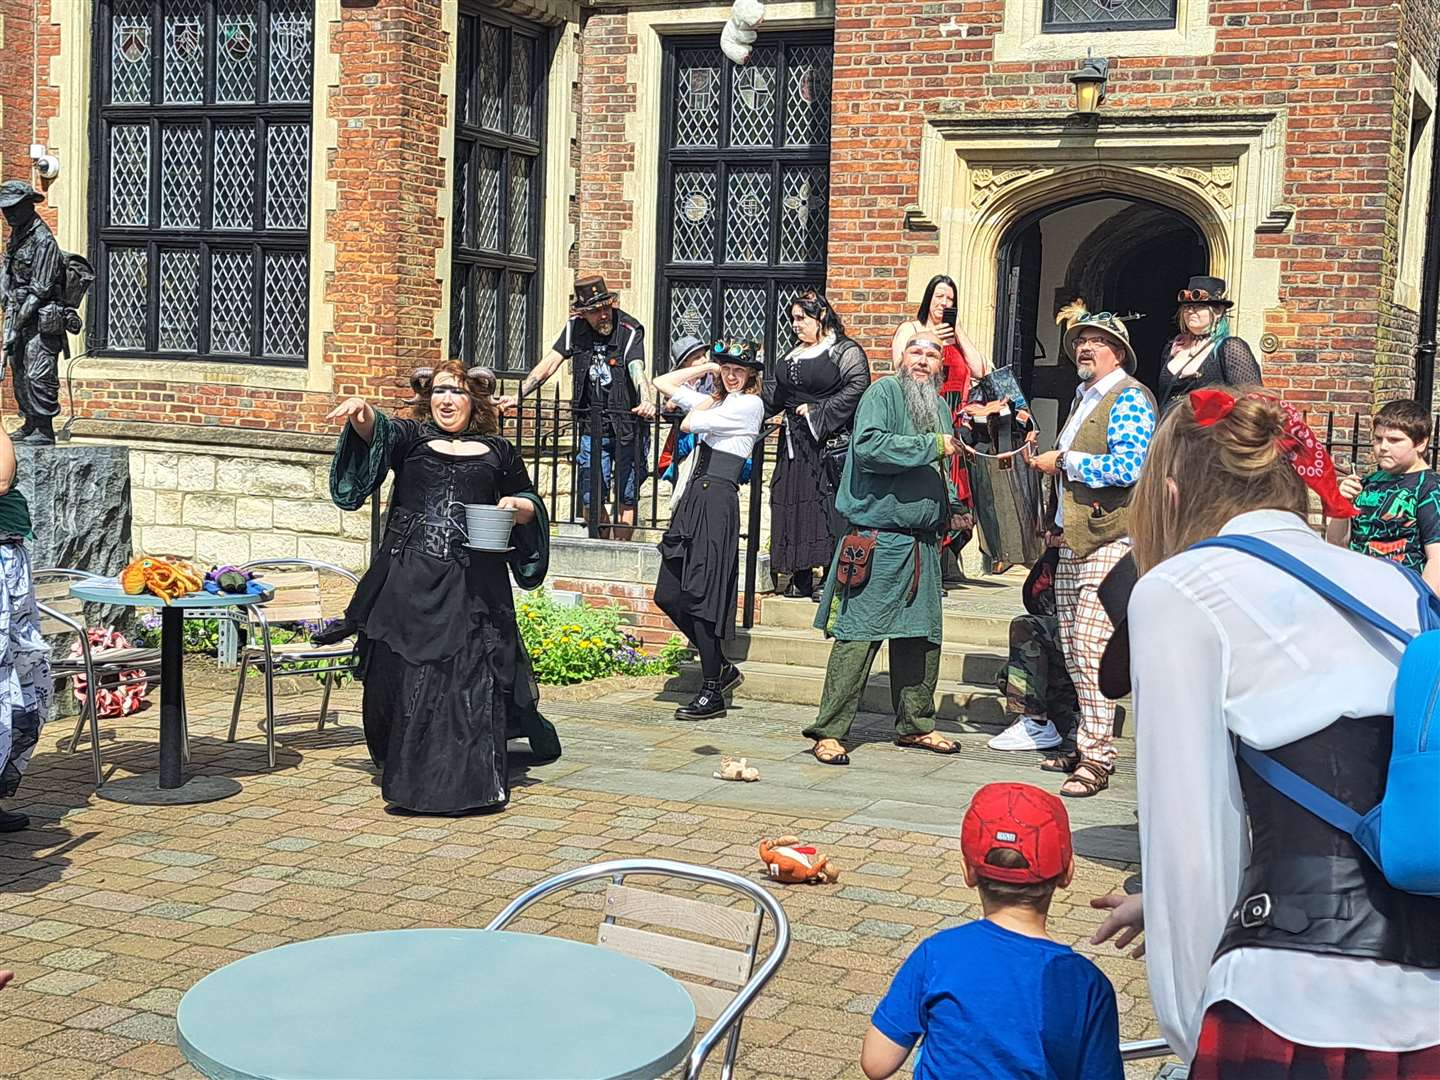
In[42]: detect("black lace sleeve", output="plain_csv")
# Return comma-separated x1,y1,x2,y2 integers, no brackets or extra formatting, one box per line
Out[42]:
1217,337,1263,387
495,437,535,497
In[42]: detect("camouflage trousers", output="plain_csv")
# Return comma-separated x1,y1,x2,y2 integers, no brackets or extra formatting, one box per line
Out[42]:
995,613,1080,734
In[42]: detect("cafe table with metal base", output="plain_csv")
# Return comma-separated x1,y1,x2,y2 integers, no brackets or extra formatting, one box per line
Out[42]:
68,580,271,806
177,928,698,1080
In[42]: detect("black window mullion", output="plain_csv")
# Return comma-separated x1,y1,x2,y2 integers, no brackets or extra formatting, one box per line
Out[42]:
149,2,163,106
199,240,213,355
145,241,160,353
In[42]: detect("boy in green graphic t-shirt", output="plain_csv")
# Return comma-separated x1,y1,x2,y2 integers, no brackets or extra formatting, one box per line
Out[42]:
1326,398,1440,592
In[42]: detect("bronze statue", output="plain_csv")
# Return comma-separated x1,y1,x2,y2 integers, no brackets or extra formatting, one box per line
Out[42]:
0,181,88,445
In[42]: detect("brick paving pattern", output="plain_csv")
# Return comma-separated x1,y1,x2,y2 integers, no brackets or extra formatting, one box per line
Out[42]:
0,676,1165,1078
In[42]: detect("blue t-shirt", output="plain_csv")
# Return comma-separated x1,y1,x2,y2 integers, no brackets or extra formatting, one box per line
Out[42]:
872,919,1122,1080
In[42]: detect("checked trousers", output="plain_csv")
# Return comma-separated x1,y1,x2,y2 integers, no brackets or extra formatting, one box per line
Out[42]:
1054,539,1128,771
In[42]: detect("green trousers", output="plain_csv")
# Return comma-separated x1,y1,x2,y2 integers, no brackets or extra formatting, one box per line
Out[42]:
804,637,940,742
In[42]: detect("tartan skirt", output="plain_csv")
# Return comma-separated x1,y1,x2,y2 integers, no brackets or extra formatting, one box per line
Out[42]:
1191,1001,1440,1080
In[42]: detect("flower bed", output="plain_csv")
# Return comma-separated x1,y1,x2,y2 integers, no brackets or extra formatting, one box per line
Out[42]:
518,591,687,685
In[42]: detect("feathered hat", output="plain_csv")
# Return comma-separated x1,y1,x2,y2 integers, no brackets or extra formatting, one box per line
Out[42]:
1056,299,1138,373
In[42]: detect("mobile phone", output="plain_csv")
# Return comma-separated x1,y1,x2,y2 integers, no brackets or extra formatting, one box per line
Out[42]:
942,306,958,329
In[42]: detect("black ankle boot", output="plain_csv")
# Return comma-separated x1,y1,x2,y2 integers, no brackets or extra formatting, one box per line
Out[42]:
20,418,53,445
783,570,813,599
0,807,29,832
718,662,743,694
675,679,727,720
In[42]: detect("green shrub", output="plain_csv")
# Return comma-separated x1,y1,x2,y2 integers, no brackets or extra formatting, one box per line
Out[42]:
136,614,354,688
517,590,688,685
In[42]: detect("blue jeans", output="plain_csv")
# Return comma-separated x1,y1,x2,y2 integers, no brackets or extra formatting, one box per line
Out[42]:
576,433,650,508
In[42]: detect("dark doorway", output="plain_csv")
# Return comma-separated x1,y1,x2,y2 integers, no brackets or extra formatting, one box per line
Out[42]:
993,196,1208,434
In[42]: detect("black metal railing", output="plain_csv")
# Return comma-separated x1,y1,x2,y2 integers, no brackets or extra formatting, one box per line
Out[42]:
1319,410,1440,472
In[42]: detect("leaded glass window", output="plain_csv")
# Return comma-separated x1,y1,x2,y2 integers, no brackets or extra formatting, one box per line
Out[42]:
450,8,547,373
93,0,313,363
657,35,831,367
1043,0,1177,33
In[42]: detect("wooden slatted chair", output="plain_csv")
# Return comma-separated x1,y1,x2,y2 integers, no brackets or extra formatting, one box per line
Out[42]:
36,567,166,787
227,559,360,769
486,858,790,1080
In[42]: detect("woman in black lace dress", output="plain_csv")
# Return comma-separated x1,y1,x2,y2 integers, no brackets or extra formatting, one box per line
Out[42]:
768,291,872,600
1157,275,1263,412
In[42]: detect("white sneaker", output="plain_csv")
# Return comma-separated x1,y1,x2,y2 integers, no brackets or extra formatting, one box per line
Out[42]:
988,717,1062,751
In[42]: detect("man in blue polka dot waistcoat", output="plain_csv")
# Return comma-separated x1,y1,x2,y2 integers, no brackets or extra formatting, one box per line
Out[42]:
1026,304,1155,799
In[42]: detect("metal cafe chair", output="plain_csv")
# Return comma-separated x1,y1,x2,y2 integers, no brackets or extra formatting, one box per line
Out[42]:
487,858,791,1080
227,558,359,768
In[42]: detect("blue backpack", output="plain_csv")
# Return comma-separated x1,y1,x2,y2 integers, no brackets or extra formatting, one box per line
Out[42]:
1193,535,1440,897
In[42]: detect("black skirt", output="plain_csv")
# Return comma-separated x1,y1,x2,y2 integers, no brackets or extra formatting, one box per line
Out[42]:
770,420,840,574
655,475,741,640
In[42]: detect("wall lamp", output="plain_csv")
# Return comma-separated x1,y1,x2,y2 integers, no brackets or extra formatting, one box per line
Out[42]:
1069,55,1110,115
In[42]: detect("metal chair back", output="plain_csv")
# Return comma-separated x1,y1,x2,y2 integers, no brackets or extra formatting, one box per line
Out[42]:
248,568,326,625
486,858,790,1080
35,577,88,637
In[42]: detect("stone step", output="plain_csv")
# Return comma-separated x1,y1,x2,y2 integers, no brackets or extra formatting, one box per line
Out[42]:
757,595,1017,647
731,625,1007,687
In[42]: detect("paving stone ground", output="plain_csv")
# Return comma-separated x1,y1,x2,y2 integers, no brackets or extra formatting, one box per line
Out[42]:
0,668,1169,1079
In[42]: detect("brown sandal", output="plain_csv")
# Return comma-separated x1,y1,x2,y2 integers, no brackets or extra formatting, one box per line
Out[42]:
895,732,960,755
1059,759,1111,799
811,739,850,766
1040,750,1080,774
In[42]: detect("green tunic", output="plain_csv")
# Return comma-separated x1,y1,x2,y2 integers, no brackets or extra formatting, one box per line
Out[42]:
813,377,958,644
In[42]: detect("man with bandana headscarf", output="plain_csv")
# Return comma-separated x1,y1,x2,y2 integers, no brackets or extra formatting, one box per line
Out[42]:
803,333,969,766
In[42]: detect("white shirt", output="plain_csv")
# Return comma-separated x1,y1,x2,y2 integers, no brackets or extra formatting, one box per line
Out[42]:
1053,367,1127,527
670,386,763,459
1130,509,1440,1062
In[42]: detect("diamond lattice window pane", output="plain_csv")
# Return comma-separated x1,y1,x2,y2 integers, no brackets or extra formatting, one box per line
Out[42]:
722,284,766,346
473,268,500,366
265,123,310,230
511,35,534,139
674,49,722,149
453,142,471,249
263,251,308,359
109,125,151,227
475,148,502,252
1046,0,1176,26
450,266,468,361
210,249,254,354
725,169,772,264
456,16,474,125
670,170,717,264
506,273,530,372
729,47,778,148
669,282,714,348
268,0,314,104
783,46,832,147
160,125,202,229
508,155,532,257
215,0,257,103
106,247,148,350
163,0,204,104
157,249,200,352
213,125,256,229
478,23,503,131
778,166,828,264
110,1,152,105
774,282,819,357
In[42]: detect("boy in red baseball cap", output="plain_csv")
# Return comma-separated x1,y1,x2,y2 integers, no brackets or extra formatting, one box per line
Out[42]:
860,782,1123,1080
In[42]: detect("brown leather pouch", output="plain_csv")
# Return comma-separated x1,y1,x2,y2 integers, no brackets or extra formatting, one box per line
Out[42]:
836,530,877,590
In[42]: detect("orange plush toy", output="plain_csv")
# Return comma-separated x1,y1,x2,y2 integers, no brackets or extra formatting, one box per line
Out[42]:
758,836,840,885
119,555,204,603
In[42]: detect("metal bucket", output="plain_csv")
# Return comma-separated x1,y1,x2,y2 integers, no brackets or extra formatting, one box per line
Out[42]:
968,450,1045,569
462,504,516,551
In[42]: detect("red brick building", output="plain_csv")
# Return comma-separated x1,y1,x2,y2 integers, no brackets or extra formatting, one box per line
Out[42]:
0,0,1434,570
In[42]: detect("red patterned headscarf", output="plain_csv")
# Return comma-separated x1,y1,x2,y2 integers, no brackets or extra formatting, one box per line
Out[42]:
1189,388,1357,519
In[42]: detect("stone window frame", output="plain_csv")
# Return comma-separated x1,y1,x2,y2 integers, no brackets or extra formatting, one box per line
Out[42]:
89,0,315,367
993,0,1214,63
449,5,549,375
1395,58,1437,312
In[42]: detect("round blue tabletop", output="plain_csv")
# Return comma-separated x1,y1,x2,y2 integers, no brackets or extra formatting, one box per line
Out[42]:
69,579,270,608
177,929,698,1080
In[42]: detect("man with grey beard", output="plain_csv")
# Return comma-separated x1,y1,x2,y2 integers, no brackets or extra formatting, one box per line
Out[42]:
804,333,969,766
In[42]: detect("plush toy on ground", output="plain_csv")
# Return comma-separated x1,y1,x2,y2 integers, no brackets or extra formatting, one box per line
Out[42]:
119,556,204,603
714,755,760,782
721,0,765,63
758,836,840,884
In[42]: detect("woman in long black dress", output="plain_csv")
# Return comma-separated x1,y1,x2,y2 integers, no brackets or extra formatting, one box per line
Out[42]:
653,341,765,721
1157,275,1263,412
327,362,550,814
768,291,871,600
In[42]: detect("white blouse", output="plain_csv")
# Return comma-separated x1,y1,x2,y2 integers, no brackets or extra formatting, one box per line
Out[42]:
671,386,763,459
1130,509,1440,1062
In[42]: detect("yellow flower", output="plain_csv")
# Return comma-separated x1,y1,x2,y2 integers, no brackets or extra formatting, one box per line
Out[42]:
637,648,648,657
579,641,590,650
542,638,552,648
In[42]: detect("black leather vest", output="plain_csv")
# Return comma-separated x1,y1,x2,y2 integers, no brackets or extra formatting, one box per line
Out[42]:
1216,715,1440,969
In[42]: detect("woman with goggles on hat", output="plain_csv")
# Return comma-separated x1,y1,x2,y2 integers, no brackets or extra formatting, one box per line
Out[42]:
324,362,555,814
1158,276,1263,412
651,341,766,721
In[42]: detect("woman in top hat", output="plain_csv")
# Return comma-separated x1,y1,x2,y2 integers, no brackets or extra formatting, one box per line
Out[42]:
767,291,872,601
652,341,766,720
1157,276,1262,412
